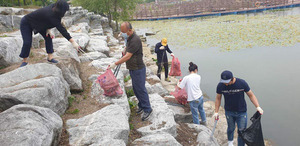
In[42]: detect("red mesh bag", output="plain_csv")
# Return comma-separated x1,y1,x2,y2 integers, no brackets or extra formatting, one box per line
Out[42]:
171,86,188,105
169,57,182,76
96,69,123,96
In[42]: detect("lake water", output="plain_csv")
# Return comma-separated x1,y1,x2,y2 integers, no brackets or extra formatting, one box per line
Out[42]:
135,7,300,146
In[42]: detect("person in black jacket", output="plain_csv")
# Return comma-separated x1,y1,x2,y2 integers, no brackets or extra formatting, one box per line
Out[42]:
155,38,174,82
19,0,80,67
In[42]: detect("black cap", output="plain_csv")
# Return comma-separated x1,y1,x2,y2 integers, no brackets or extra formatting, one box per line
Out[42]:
220,70,233,83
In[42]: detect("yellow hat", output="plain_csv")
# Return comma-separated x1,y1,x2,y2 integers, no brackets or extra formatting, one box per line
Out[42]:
161,38,167,46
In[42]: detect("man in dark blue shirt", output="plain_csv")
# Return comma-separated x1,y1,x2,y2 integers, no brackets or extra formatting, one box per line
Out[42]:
213,70,264,146
155,38,174,82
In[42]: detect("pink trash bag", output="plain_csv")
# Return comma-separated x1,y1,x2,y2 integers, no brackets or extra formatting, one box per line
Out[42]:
169,57,182,76
96,69,123,96
171,86,188,105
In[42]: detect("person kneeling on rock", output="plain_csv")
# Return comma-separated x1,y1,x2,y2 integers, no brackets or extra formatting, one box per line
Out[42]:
19,0,80,67
177,62,207,126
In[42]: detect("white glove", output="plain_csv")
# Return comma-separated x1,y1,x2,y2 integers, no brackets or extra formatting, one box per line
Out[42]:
71,41,80,51
122,46,126,56
159,46,165,50
256,107,263,115
108,63,117,70
171,53,175,57
177,81,180,87
46,29,54,39
213,113,219,121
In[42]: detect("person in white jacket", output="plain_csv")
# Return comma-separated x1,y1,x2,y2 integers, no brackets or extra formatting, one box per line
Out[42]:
177,62,206,125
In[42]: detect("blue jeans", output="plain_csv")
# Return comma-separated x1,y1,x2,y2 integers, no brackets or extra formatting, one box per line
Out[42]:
19,17,54,58
189,96,206,124
225,110,247,146
129,67,152,112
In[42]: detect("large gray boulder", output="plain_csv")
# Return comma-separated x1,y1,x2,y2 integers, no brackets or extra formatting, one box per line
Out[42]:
69,22,90,34
187,124,219,146
0,36,22,66
89,58,118,71
146,82,169,96
136,93,177,137
168,103,193,123
0,63,70,115
86,36,109,53
125,81,168,97
56,58,82,91
70,32,90,49
66,104,129,145
0,15,22,33
52,42,83,91
91,139,126,146
0,7,24,15
79,51,107,63
132,133,182,146
0,104,63,146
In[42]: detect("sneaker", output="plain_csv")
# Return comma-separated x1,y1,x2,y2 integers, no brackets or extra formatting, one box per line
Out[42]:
165,77,171,82
200,121,207,126
47,58,58,63
20,62,28,67
142,110,153,121
136,108,143,115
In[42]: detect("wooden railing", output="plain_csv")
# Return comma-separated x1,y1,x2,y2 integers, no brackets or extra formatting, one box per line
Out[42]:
134,0,299,20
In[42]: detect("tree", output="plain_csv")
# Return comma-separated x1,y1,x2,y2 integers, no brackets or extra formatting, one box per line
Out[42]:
73,0,141,32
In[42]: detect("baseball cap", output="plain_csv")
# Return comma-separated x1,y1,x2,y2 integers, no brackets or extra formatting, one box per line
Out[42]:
220,70,233,84
161,38,167,46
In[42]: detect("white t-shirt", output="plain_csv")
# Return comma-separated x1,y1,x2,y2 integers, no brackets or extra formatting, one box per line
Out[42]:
179,73,203,101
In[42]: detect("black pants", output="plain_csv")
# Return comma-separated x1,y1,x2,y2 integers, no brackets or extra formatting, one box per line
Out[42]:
19,17,54,58
157,62,169,79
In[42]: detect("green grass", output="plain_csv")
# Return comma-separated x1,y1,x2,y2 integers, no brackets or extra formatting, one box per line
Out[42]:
68,96,76,107
29,52,34,58
128,99,137,109
0,35,8,37
68,109,80,114
126,88,135,97
124,75,131,83
83,95,87,100
0,66,6,70
129,123,134,130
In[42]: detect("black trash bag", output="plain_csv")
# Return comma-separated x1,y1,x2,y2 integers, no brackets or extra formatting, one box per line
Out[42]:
238,111,265,146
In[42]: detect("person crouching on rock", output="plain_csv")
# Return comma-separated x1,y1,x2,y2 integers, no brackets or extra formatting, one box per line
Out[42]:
177,62,207,126
19,0,80,67
155,38,175,82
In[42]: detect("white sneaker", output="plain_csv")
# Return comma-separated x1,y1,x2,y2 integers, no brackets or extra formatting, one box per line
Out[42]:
228,141,234,146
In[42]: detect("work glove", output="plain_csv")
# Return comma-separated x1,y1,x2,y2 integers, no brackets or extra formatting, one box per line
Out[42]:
46,29,54,39
71,41,80,51
171,53,175,57
256,107,264,115
108,63,117,70
159,46,165,50
177,81,180,87
213,113,219,121
122,46,126,56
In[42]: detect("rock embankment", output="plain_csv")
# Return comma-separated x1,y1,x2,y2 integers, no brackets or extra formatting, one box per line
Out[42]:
0,5,255,146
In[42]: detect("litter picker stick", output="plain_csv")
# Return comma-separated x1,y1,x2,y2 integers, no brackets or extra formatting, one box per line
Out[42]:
210,120,218,140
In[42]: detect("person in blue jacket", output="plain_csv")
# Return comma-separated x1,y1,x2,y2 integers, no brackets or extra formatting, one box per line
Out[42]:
155,38,174,82
19,0,80,67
